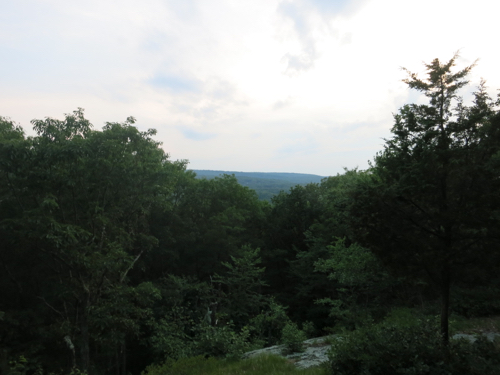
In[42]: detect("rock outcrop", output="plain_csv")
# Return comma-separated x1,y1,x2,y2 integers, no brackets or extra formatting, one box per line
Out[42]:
242,336,334,369
242,332,500,369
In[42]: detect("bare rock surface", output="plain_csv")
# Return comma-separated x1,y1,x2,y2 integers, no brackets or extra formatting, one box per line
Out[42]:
242,336,335,369
452,332,500,343
242,332,500,369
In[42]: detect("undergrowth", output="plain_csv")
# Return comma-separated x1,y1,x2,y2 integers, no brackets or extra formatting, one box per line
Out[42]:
327,308,500,375
142,354,327,375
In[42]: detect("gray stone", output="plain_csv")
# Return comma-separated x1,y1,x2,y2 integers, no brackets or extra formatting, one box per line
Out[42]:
242,336,336,369
452,332,500,343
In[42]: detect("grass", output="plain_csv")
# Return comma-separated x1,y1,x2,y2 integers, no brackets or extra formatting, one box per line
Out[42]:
142,354,328,375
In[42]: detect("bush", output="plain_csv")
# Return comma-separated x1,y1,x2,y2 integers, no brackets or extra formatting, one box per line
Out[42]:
149,317,194,360
193,323,251,359
281,323,306,353
150,314,252,361
142,356,219,375
248,299,291,347
302,321,316,339
328,317,500,375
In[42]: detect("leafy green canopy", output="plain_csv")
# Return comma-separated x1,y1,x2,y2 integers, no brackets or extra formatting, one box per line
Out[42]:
0,109,181,373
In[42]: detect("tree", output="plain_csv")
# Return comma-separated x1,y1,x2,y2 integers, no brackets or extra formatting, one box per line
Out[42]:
145,173,266,281
349,54,500,344
261,184,324,309
314,239,395,330
0,109,176,373
213,245,269,329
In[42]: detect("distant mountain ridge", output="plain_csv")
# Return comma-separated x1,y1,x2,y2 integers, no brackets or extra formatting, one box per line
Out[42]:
190,170,326,200
191,170,325,183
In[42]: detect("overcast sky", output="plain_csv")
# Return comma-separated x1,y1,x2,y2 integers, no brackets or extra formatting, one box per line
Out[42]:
1,0,498,176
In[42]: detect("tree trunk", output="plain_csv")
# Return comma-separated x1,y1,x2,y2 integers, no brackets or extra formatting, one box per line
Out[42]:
0,349,8,375
122,340,126,375
440,263,450,346
79,302,91,373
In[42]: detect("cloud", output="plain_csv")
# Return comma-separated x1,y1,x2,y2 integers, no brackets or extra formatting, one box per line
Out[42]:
276,0,368,76
278,1,318,75
177,126,217,141
276,133,320,156
149,75,201,93
307,0,368,15
281,51,317,76
273,96,294,110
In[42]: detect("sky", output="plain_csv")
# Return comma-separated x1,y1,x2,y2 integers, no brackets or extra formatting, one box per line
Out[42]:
1,0,499,176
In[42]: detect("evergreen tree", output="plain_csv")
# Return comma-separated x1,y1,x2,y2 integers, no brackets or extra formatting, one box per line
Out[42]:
350,54,500,343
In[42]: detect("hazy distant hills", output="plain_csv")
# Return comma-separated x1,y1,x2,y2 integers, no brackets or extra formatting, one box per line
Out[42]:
191,170,326,201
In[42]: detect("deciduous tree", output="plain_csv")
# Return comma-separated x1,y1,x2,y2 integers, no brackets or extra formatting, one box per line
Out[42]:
0,109,176,373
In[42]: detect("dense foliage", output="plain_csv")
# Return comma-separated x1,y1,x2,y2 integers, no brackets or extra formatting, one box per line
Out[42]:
1,55,500,374
329,311,500,375
348,54,500,343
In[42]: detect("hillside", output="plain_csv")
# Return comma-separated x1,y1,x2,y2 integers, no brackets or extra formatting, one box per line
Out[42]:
190,170,326,200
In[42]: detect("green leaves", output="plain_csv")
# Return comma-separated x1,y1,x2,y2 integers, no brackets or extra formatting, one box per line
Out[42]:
31,107,92,140
280,322,306,353
313,239,395,330
213,246,269,329
402,53,476,128
329,313,500,375
314,239,383,287
0,109,178,372
148,173,264,280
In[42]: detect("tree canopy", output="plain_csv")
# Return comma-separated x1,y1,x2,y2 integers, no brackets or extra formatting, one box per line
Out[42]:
1,110,179,373
349,54,500,343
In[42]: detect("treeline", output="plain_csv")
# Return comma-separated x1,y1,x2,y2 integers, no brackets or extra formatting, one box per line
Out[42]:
2,55,500,375
191,170,324,201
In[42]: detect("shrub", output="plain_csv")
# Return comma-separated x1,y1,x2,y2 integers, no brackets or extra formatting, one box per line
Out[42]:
150,314,251,361
302,321,316,339
249,299,291,346
149,317,194,360
193,323,251,359
142,356,219,375
281,323,306,353
328,317,500,375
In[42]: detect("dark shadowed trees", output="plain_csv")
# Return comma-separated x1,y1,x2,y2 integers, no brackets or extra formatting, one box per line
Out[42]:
349,54,500,344
0,110,178,373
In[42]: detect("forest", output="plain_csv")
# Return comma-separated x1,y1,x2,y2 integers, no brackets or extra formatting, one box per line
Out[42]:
2,55,500,375
191,170,324,201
